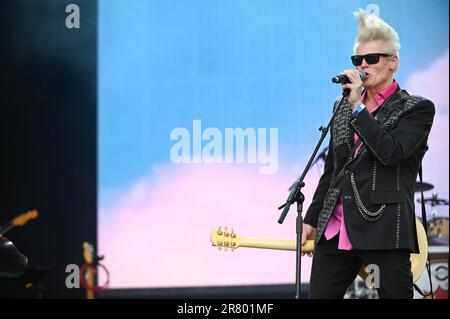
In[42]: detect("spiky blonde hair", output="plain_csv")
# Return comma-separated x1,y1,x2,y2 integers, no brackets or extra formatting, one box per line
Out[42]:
353,9,400,72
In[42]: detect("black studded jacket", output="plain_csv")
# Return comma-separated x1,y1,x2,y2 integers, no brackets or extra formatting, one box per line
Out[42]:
304,86,435,252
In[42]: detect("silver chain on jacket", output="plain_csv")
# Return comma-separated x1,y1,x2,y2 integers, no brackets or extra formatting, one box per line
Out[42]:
350,172,385,222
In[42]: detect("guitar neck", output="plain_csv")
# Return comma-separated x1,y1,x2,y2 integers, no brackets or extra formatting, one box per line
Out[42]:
0,222,13,235
240,238,314,253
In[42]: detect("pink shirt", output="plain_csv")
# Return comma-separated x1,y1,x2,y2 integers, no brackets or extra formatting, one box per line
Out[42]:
324,80,398,250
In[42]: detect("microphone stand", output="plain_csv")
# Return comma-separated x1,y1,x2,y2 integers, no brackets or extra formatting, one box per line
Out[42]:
277,89,349,299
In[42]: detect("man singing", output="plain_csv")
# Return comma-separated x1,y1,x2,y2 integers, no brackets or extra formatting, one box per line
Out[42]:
301,9,435,299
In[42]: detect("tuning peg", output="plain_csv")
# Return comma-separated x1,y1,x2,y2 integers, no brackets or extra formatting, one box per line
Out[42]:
217,226,223,236
231,228,236,238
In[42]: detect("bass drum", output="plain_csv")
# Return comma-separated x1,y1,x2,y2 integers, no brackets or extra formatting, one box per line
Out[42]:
413,251,448,299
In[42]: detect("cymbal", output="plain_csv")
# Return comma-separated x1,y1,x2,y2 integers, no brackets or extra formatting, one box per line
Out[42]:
415,181,434,192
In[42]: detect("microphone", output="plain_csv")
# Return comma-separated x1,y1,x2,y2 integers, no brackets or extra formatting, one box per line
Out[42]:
331,70,367,84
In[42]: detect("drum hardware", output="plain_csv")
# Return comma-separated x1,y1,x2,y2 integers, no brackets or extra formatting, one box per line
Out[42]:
416,193,449,246
427,216,449,245
417,193,449,206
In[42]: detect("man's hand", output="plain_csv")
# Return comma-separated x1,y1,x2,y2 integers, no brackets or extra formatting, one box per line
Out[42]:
301,223,316,257
341,69,363,111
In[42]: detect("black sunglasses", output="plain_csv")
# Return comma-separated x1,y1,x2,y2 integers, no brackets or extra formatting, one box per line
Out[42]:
351,53,392,66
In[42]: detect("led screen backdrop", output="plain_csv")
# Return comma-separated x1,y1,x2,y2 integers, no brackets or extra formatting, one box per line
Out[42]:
99,0,449,289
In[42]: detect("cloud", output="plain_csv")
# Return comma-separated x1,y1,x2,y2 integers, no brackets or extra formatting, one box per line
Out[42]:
99,165,318,288
404,50,449,218
405,50,449,114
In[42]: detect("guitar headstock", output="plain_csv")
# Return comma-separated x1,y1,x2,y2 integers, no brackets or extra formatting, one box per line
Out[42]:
82,241,95,264
12,210,39,227
210,226,241,251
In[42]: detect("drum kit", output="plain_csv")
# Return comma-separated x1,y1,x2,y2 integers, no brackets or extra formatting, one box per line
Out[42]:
414,181,449,299
415,182,449,246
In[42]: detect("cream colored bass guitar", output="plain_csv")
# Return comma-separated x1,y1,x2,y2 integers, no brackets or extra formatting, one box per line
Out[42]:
210,217,428,283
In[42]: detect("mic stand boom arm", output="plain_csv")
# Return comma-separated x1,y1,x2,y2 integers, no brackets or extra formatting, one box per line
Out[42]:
277,90,349,299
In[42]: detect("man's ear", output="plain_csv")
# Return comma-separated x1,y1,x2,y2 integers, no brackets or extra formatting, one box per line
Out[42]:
390,55,399,70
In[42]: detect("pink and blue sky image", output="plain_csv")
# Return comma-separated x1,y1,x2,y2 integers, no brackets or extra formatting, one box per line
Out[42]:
98,0,449,288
